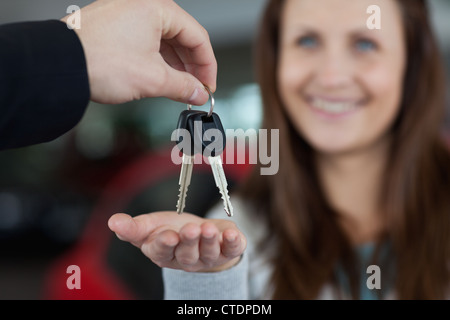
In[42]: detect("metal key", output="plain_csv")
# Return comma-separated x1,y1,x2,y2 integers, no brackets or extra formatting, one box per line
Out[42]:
176,153,193,214
208,155,233,216
174,109,201,214
174,88,233,217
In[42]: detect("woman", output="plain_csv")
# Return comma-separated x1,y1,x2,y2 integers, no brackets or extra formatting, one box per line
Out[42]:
108,0,450,299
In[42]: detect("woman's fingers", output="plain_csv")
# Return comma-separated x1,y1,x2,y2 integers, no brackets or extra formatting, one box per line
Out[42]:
108,211,182,247
108,211,246,272
222,228,246,258
108,213,147,247
142,229,179,267
199,222,221,266
175,223,202,269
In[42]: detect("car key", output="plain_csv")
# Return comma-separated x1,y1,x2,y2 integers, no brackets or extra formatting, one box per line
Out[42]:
174,88,233,216
175,108,201,214
176,153,193,214
208,155,233,217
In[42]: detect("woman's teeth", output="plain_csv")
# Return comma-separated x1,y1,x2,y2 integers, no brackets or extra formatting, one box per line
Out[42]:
310,98,359,114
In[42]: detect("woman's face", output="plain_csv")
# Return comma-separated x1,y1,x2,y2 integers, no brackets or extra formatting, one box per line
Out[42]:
277,0,406,155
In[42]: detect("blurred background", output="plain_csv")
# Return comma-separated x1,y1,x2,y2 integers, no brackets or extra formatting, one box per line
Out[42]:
0,0,449,299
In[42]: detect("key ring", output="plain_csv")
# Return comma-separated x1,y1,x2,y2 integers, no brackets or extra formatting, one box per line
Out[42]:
187,86,215,117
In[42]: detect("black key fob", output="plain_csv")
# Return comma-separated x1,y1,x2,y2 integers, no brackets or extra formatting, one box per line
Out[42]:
175,110,226,157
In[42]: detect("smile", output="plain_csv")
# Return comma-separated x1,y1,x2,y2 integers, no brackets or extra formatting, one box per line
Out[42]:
308,97,363,115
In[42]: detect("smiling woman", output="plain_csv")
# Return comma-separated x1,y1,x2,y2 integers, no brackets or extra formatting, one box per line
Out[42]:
109,0,450,300
277,0,405,156
239,0,450,299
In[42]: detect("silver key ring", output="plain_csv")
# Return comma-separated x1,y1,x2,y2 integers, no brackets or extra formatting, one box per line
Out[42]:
187,86,215,117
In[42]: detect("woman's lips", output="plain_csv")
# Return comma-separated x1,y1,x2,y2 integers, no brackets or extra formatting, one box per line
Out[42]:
306,96,366,118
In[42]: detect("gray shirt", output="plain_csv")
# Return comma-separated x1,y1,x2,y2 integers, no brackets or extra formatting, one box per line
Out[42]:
162,198,393,300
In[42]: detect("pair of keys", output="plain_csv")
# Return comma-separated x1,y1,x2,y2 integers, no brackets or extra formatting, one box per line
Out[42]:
174,87,233,217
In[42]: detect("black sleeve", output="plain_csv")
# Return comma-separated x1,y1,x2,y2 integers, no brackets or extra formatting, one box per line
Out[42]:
0,20,90,150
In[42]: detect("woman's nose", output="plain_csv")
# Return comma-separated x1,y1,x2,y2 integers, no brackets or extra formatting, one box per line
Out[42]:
315,46,353,89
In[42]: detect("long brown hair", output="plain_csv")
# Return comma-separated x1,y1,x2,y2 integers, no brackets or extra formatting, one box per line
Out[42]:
240,0,450,299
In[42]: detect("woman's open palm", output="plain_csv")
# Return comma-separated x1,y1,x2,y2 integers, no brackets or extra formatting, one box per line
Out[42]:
108,212,246,272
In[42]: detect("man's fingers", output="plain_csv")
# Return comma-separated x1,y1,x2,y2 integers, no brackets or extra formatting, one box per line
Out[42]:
162,1,217,92
166,65,211,105
139,56,209,106
160,41,186,72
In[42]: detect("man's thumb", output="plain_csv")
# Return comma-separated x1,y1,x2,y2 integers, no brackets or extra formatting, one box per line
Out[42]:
153,63,211,106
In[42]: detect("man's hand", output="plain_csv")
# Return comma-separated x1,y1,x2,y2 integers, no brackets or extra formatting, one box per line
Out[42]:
108,212,246,272
62,0,217,106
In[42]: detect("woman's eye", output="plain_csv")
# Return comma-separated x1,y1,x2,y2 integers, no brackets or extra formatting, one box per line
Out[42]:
296,35,318,49
355,39,377,52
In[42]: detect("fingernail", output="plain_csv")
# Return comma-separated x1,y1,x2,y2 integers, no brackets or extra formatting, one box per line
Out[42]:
202,231,215,240
188,87,208,105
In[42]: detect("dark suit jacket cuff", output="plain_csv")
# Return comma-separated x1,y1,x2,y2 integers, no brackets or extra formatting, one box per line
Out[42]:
0,19,90,150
